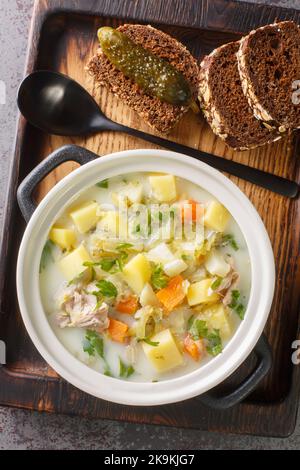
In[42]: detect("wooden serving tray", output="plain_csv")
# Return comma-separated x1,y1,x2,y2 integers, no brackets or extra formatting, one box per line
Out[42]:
1,0,300,437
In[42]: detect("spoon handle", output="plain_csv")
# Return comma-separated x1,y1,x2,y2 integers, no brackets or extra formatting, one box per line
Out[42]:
110,122,299,198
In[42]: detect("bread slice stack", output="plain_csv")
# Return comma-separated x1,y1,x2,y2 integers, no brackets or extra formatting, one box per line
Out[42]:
87,21,300,150
198,42,280,151
87,24,200,134
199,21,300,150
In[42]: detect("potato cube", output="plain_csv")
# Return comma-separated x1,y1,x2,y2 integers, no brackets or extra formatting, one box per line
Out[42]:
204,201,230,232
201,304,232,340
58,244,91,281
142,329,183,372
49,227,76,251
98,211,127,239
123,254,151,294
149,175,177,202
187,279,220,306
70,201,99,234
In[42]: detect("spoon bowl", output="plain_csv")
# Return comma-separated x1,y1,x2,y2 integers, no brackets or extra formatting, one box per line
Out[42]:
17,70,109,136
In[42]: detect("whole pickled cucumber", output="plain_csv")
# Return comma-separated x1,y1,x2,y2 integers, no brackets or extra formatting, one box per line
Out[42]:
97,27,195,107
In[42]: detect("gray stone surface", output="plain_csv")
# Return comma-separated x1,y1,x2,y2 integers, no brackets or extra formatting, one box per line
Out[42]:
0,0,299,450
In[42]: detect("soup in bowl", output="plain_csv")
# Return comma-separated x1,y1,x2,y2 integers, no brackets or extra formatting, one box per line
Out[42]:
17,147,274,405
40,172,251,382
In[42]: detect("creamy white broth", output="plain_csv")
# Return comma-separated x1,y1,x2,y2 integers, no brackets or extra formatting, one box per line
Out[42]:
40,172,251,382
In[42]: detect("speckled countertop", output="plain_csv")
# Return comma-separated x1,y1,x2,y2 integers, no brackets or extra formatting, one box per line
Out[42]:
0,0,299,450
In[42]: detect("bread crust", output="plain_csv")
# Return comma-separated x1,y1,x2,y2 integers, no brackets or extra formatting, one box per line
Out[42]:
237,21,300,132
198,41,280,151
86,24,200,134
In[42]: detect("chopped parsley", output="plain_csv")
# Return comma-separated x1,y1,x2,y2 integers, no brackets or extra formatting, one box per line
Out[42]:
83,330,104,358
96,179,109,189
99,258,117,272
96,280,118,298
229,290,246,320
40,240,55,273
187,314,195,330
84,251,128,274
220,234,239,251
206,330,223,356
119,358,135,378
138,337,160,347
151,264,168,290
189,319,223,357
83,330,113,376
211,276,222,290
67,270,86,286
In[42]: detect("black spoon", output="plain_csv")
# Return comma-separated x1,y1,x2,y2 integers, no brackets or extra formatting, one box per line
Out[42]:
18,70,299,198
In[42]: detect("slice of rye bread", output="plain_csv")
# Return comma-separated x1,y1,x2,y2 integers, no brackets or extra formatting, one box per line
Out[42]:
86,24,200,134
237,21,300,132
198,41,280,151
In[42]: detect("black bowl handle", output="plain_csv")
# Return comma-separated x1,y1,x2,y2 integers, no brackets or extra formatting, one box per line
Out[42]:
17,145,97,222
197,334,272,409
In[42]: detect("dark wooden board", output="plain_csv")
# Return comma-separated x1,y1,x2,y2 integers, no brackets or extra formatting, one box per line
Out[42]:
1,0,300,437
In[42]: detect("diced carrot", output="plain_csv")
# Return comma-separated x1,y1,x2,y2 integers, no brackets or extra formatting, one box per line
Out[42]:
156,275,185,313
181,199,203,222
107,318,129,343
115,296,139,315
183,334,203,361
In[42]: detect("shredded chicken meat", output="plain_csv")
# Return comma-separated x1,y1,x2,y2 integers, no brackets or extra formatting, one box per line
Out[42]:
56,285,109,332
213,268,240,306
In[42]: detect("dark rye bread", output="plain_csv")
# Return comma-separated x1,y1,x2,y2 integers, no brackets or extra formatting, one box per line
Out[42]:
198,41,280,151
86,25,200,134
237,21,300,132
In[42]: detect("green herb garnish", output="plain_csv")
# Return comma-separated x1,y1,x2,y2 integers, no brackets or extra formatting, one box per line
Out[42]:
84,330,104,358
98,258,117,272
235,303,246,320
67,270,86,286
104,367,113,377
151,264,168,290
190,319,208,340
83,331,114,376
228,289,240,308
221,234,239,251
40,240,55,273
189,319,223,357
96,179,109,189
211,277,223,290
206,329,223,356
187,315,195,330
119,358,135,378
116,243,133,251
135,224,141,234
138,337,160,347
228,290,245,319
96,280,118,298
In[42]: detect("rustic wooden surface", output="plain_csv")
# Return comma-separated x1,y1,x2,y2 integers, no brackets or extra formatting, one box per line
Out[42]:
1,0,300,438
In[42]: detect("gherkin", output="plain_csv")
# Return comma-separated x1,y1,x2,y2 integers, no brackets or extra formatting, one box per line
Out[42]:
97,27,196,108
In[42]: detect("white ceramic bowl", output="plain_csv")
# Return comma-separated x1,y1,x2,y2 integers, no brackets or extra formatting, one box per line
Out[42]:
16,148,275,406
